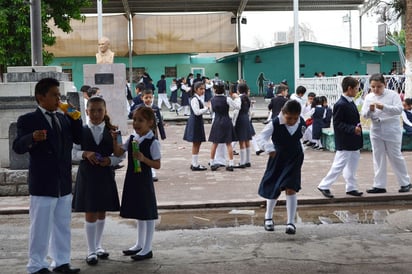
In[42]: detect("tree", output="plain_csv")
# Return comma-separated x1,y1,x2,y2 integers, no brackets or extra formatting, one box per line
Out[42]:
369,0,412,97
287,23,317,43
0,0,91,81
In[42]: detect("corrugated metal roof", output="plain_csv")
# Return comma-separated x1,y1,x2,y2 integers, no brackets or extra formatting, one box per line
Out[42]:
81,0,368,15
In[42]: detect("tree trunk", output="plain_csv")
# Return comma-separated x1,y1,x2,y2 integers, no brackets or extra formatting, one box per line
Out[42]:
405,0,412,98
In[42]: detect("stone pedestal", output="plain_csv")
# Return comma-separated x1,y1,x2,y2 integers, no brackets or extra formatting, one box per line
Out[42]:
0,66,75,168
83,64,127,133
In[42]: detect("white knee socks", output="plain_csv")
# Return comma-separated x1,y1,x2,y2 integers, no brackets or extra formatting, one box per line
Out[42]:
265,199,277,225
286,194,297,224
95,219,105,250
85,221,96,255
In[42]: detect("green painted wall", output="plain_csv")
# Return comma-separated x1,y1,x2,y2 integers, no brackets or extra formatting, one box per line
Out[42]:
50,42,401,98
50,54,236,96
222,42,386,95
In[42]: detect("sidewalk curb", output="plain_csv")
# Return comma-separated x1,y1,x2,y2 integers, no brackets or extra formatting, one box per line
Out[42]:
2,194,411,215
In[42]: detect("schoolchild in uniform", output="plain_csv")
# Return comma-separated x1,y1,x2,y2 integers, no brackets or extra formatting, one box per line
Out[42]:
233,83,253,168
263,85,288,124
128,83,145,119
302,92,316,145
317,76,364,198
13,78,82,274
209,82,240,171
72,96,124,265
180,77,191,116
256,100,306,235
156,74,172,111
204,77,214,103
169,78,182,114
311,96,325,150
183,82,211,171
401,98,412,135
361,73,411,193
135,89,166,181
116,107,161,261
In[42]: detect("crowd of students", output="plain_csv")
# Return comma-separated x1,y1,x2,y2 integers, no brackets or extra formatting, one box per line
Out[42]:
12,72,412,273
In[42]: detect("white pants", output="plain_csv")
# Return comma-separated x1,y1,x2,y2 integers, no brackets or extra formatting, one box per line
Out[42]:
157,93,171,109
370,137,411,188
318,150,360,192
27,194,72,273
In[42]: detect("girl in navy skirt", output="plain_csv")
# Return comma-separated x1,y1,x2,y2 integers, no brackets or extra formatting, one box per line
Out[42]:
115,107,161,261
169,78,181,113
183,82,210,171
180,77,191,116
209,82,240,171
72,96,124,265
256,100,306,235
233,83,253,168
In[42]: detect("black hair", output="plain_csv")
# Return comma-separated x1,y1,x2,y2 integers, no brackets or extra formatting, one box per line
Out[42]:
341,76,359,92
307,92,316,98
295,85,306,95
311,96,322,108
213,82,225,95
369,73,385,84
80,85,91,93
35,78,60,103
404,98,412,106
282,100,301,115
319,95,328,105
142,89,154,96
135,82,146,91
87,87,100,98
237,83,249,95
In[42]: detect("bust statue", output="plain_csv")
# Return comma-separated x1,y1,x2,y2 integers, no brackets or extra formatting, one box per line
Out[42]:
96,36,114,64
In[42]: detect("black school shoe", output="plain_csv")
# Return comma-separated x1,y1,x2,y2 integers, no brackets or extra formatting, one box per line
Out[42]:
131,251,153,261
86,253,98,265
226,166,234,171
285,223,296,235
366,187,387,194
190,165,207,171
31,268,51,274
52,264,80,273
399,184,411,193
264,219,274,231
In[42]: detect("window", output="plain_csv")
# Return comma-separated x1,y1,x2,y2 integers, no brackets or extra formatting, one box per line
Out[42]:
62,69,73,81
165,66,177,78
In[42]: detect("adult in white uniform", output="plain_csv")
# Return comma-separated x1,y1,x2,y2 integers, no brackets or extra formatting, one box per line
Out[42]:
361,73,411,193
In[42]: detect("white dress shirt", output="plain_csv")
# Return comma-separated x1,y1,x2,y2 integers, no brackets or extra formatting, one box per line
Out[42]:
72,121,124,166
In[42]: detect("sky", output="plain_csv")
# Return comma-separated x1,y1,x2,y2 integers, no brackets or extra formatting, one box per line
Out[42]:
240,10,396,50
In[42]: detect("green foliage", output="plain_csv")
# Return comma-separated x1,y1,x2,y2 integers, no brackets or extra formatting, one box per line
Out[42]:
0,0,91,76
389,29,406,46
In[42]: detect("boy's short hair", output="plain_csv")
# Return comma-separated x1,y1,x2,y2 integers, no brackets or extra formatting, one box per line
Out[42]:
35,78,60,103
307,92,316,98
296,86,307,95
404,98,412,106
142,89,154,96
341,76,359,92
